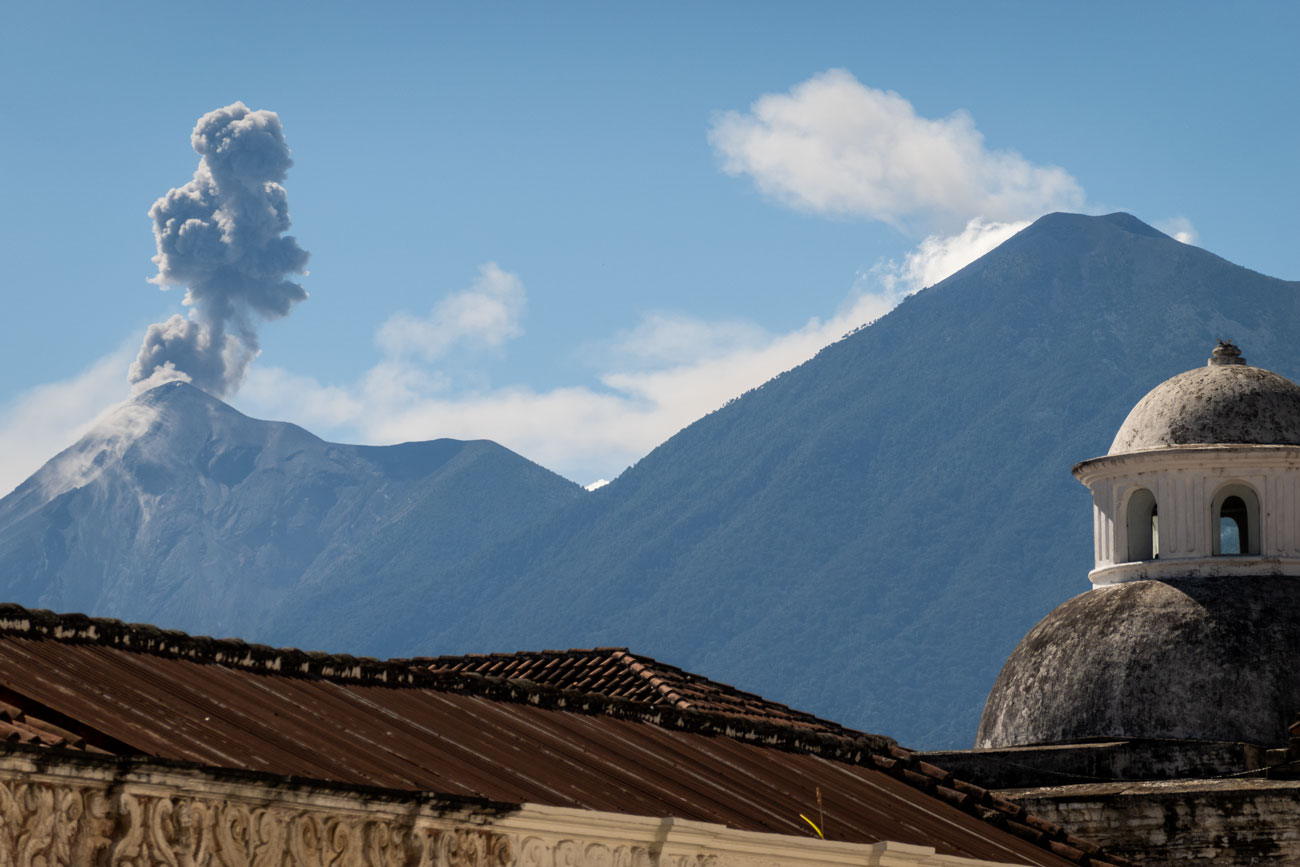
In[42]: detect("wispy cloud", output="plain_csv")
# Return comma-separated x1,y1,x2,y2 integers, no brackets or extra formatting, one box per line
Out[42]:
1,75,1098,495
377,263,525,362
166,72,1091,487
1155,215,1199,245
235,267,902,485
0,347,134,497
582,311,769,369
874,218,1030,293
709,69,1084,232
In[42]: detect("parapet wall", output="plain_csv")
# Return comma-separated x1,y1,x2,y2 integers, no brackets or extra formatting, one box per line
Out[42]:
0,746,1006,867
999,778,1300,866
919,740,1266,790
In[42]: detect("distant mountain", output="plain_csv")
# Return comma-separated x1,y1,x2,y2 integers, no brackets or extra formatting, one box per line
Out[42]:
258,212,1300,748
6,212,1299,750
0,381,583,635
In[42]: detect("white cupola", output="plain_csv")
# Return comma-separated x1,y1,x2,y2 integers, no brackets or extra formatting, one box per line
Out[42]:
1073,341,1300,585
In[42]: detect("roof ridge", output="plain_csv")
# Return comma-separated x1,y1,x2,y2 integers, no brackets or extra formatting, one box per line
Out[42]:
0,605,418,684
415,647,631,664
0,604,875,749
416,647,634,670
610,649,694,710
611,649,833,723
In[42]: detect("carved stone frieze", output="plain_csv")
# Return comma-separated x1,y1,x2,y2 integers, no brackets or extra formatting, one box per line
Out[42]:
0,775,518,867
0,760,1022,867
518,837,650,867
661,855,719,867
0,777,112,867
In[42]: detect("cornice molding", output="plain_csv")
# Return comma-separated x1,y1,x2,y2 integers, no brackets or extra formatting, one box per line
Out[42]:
0,753,1032,867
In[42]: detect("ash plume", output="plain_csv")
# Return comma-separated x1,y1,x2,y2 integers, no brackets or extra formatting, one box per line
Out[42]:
130,102,310,396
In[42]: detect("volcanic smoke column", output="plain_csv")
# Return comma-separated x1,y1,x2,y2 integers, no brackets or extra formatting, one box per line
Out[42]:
129,102,310,396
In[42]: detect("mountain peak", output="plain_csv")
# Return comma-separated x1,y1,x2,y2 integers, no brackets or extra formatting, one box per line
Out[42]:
134,380,242,418
130,380,322,448
1027,211,1171,240
134,379,211,405
1097,212,1172,239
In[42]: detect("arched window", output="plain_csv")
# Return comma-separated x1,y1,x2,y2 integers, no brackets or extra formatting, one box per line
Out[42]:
1212,484,1261,556
1126,488,1159,561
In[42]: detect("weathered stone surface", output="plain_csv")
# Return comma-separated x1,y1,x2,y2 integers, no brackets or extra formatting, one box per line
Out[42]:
1109,362,1300,454
1000,778,1300,866
977,577,1300,749
921,740,1265,790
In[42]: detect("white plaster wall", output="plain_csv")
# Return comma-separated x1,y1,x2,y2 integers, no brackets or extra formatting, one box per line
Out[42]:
1072,447,1300,585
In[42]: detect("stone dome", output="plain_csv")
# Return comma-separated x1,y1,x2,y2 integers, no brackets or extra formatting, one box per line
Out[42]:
1109,343,1300,454
976,577,1300,748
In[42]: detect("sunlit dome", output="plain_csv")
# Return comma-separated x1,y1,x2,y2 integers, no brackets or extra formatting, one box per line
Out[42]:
981,342,1300,749
1109,342,1300,454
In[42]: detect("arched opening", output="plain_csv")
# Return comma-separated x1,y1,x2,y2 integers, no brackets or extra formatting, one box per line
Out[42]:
1126,488,1159,561
1220,497,1246,554
1212,484,1261,556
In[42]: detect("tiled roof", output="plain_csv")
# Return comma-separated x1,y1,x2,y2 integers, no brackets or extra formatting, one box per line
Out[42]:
0,605,1131,867
0,697,108,753
420,648,851,734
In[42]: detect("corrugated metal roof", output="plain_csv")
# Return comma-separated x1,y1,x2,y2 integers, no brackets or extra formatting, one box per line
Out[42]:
0,605,1129,867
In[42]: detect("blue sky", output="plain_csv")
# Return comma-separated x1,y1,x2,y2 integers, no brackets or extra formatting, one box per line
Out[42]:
2,1,1298,490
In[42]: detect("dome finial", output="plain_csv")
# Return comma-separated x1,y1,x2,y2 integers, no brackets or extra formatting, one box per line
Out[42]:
1210,340,1246,366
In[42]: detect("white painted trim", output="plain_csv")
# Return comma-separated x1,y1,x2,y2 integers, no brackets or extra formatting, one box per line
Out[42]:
1089,557,1300,585
1072,445,1300,583
505,803,1037,867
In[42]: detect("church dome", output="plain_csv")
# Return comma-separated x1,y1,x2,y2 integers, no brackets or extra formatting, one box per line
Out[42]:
976,577,1300,748
1109,342,1300,454
982,344,1300,749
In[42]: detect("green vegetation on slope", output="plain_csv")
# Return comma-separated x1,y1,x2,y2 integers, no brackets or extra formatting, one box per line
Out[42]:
263,212,1300,748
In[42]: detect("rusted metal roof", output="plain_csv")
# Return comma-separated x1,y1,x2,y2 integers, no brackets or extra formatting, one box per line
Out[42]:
420,647,851,734
0,605,1130,867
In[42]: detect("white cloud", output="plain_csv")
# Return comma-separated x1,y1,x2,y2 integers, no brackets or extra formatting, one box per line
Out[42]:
34,400,161,502
377,263,526,362
234,365,365,428
235,276,903,486
584,311,769,368
0,347,134,497
1154,216,1199,245
5,216,1012,498
3,70,1096,495
709,69,1084,231
874,218,1031,293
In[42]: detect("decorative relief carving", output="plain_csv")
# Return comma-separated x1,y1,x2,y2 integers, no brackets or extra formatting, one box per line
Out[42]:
437,827,512,867
0,779,112,867
0,774,788,867
662,855,719,867
0,775,528,867
612,845,650,867
518,838,653,867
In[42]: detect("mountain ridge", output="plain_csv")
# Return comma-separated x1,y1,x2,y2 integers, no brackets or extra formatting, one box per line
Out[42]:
0,380,585,635
3,211,1298,749
259,211,1300,747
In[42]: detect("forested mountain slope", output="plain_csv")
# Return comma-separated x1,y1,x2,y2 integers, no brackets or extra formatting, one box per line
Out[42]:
6,212,1296,749
263,212,1300,747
